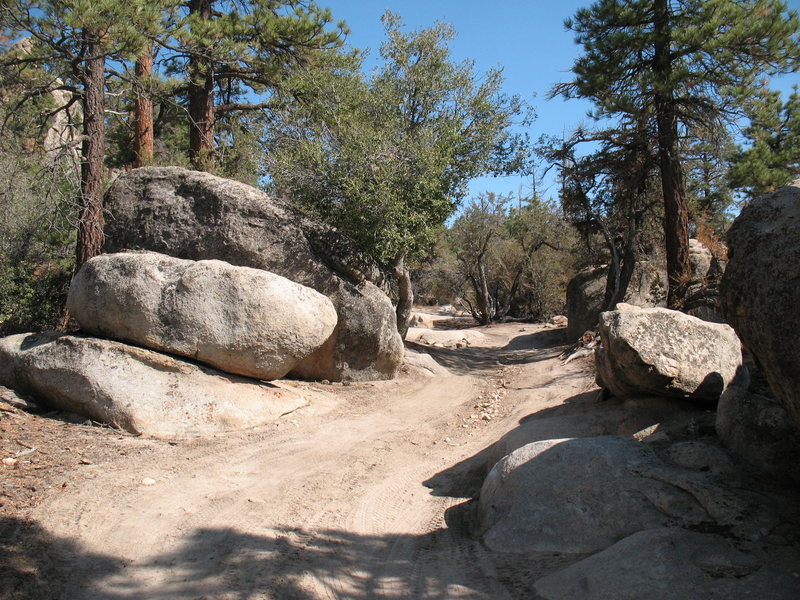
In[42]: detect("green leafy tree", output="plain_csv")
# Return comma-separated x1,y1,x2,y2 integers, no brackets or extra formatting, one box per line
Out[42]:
556,0,800,306
265,12,530,336
728,87,800,199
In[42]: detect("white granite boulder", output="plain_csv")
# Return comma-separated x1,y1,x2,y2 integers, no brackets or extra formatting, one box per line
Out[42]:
102,167,404,382
67,252,337,381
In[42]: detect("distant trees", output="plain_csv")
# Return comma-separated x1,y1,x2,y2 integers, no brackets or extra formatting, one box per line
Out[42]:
265,12,530,336
556,0,800,307
447,193,572,324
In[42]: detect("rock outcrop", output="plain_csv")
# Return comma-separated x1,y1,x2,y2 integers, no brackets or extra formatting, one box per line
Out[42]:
479,436,704,554
67,252,337,381
716,385,800,485
721,181,800,428
102,167,403,382
0,333,306,437
566,261,666,339
477,435,769,555
534,528,800,600
595,307,744,402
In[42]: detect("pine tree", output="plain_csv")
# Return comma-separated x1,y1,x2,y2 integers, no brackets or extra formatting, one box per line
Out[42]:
1,0,163,271
728,88,800,199
556,0,800,307
164,0,346,171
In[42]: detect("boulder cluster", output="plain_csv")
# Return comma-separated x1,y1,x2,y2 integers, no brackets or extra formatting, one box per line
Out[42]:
0,167,407,436
476,181,800,598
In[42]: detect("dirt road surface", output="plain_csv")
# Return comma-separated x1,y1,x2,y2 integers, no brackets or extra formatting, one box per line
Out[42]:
3,322,598,599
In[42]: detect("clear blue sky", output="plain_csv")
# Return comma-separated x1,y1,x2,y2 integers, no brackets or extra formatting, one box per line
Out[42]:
326,0,800,202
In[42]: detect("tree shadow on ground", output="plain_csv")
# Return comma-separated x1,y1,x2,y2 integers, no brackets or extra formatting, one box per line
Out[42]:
406,327,569,376
1,515,551,599
423,389,711,501
0,516,123,600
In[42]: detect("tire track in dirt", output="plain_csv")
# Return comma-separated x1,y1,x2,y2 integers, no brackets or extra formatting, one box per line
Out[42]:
28,323,576,599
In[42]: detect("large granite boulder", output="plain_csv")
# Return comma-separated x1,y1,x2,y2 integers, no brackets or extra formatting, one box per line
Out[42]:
721,182,800,428
0,333,307,437
716,386,800,485
479,437,705,554
566,261,666,339
534,528,800,600
67,252,337,381
102,167,403,382
595,307,744,402
477,436,765,555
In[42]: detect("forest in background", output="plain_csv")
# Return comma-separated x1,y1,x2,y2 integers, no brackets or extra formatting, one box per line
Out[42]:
1,0,799,336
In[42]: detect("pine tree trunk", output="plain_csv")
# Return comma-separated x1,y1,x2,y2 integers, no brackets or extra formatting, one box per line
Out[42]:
653,0,692,309
188,0,214,171
134,45,154,167
75,34,105,272
392,252,413,339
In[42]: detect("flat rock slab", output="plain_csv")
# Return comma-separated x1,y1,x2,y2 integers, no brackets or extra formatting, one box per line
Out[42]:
596,307,743,402
405,328,487,348
534,527,800,600
0,333,306,438
68,252,337,381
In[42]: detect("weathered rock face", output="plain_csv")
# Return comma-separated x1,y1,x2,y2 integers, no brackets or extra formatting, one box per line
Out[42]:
684,238,726,323
595,307,744,402
67,252,338,381
102,167,403,382
477,435,766,555
486,395,709,470
478,437,699,554
721,182,800,428
0,333,307,437
716,386,800,485
534,528,800,600
566,261,666,339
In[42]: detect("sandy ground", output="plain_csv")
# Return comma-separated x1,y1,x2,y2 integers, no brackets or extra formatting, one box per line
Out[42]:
2,320,599,599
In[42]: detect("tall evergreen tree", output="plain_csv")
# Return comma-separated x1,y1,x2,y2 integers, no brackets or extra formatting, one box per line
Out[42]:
728,88,800,199
0,0,162,271
556,0,800,307
164,0,346,171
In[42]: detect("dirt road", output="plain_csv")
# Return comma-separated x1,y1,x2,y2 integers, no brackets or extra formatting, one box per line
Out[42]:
4,322,596,599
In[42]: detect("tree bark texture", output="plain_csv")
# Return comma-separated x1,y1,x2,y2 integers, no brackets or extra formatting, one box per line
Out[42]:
188,0,214,171
392,252,413,339
75,33,105,272
653,0,692,309
134,46,154,167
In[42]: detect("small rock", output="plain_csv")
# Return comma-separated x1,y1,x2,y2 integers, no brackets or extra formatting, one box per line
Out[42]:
141,477,156,486
2,457,17,467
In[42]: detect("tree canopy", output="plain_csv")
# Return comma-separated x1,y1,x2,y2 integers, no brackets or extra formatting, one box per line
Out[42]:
264,11,531,334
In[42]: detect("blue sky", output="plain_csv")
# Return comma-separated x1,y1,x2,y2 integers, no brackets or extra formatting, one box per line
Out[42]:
326,0,800,201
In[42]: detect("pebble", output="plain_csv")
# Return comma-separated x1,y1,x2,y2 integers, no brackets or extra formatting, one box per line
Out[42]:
141,477,156,486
